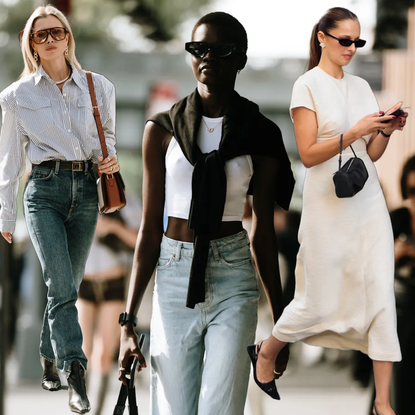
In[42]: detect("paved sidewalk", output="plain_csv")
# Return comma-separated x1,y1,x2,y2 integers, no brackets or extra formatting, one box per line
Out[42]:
5,360,373,415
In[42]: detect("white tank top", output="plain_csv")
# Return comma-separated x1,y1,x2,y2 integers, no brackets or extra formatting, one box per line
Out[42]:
165,116,253,221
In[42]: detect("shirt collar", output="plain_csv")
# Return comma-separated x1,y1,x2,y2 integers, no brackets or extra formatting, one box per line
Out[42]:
71,66,89,92
34,65,47,85
34,64,88,92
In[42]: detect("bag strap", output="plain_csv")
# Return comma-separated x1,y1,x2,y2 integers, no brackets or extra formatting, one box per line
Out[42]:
338,134,343,171
338,133,357,171
112,334,145,415
113,382,138,415
86,71,108,159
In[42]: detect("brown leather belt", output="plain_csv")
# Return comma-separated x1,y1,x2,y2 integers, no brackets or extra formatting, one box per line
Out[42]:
32,160,93,171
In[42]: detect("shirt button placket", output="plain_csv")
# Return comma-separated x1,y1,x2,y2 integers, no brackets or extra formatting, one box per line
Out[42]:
61,92,71,133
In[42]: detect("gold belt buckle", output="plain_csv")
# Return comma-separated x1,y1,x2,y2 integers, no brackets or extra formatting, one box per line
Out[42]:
72,162,83,171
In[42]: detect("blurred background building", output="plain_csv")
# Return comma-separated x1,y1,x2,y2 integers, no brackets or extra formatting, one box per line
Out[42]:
1,0,415,414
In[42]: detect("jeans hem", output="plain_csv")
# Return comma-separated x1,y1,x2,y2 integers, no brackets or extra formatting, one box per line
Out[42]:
64,359,87,376
40,353,55,363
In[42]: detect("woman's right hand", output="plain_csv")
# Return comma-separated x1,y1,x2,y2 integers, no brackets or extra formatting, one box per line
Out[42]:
1,232,12,244
118,325,147,385
352,110,397,138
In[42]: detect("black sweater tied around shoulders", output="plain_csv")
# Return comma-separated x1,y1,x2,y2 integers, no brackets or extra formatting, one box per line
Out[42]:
148,89,295,308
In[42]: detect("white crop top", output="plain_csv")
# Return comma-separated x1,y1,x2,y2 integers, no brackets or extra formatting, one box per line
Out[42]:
165,116,253,221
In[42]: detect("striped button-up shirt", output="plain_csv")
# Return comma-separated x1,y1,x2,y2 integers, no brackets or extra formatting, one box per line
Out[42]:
0,65,116,232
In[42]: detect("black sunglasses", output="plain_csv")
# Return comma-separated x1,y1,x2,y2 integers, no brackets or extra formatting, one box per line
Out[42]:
407,186,415,196
185,41,246,58
30,27,68,44
324,32,366,48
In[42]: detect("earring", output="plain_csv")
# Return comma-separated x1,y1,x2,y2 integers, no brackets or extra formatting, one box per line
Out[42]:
34,50,38,61
65,45,69,56
320,42,326,48
237,69,241,74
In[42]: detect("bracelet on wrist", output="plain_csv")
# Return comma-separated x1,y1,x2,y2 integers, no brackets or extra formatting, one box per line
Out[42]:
378,129,392,138
118,312,138,327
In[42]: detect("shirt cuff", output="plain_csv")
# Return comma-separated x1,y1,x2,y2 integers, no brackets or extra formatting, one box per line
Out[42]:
0,220,16,233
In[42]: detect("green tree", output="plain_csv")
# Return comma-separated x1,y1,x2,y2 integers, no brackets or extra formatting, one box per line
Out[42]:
374,0,414,50
116,0,213,41
0,0,214,80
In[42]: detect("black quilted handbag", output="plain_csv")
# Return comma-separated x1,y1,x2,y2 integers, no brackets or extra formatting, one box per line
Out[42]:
332,134,368,198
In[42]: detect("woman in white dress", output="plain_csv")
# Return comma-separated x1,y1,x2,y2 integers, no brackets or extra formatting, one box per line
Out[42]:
247,7,408,415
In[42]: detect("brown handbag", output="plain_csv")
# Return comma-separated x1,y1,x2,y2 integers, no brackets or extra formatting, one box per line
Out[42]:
86,71,126,214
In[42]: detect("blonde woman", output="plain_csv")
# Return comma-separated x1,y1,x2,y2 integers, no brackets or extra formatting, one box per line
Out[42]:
0,5,119,414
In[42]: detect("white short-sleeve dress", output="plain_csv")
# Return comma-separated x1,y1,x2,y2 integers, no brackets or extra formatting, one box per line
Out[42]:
272,66,401,362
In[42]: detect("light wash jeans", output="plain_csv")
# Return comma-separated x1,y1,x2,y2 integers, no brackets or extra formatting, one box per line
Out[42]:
23,165,98,372
150,230,260,415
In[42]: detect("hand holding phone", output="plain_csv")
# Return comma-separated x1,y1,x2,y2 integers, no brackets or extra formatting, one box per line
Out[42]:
380,103,407,123
380,108,404,123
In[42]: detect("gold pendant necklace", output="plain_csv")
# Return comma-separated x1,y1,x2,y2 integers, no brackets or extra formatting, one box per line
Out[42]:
202,117,222,133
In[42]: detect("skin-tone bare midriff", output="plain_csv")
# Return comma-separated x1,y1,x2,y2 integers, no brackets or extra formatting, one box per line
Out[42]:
165,217,243,242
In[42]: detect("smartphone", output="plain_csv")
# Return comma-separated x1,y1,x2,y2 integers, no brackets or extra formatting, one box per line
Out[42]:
389,108,404,117
380,108,404,123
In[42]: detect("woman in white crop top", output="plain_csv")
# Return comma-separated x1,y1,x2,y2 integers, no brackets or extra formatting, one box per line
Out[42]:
118,12,294,415
250,7,408,415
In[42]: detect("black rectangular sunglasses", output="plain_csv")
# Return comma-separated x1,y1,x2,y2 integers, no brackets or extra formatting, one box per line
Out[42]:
325,32,366,48
185,41,245,58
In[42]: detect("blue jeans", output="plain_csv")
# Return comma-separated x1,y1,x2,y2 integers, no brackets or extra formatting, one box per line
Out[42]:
23,165,98,372
150,230,260,415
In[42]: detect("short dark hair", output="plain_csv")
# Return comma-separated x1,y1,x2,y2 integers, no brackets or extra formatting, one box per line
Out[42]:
192,12,248,52
400,155,415,199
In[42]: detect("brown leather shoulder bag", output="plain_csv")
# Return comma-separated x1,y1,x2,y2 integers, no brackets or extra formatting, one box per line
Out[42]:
86,71,126,213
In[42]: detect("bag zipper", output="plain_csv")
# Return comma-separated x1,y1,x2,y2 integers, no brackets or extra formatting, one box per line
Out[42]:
346,158,355,172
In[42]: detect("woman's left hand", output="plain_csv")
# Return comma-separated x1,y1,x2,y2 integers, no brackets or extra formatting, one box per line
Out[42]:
383,104,409,134
98,154,119,175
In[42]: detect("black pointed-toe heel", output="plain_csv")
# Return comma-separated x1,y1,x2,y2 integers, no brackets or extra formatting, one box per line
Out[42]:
40,356,61,391
247,342,280,400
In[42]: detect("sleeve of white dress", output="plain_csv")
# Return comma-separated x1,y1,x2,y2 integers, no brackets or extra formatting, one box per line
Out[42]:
289,76,316,121
0,91,29,233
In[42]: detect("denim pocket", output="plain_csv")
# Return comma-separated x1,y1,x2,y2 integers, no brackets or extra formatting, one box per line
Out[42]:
219,243,252,268
30,167,54,182
157,252,175,269
87,168,98,183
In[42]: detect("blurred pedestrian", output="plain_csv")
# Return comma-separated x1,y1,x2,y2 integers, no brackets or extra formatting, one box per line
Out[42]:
77,212,137,415
389,155,415,415
248,7,407,415
118,11,295,415
0,5,119,414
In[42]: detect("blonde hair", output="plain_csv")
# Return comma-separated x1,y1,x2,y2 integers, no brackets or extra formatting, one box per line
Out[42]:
20,4,82,78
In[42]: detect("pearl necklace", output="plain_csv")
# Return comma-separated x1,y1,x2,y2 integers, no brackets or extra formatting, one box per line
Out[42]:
202,117,223,133
55,72,71,84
